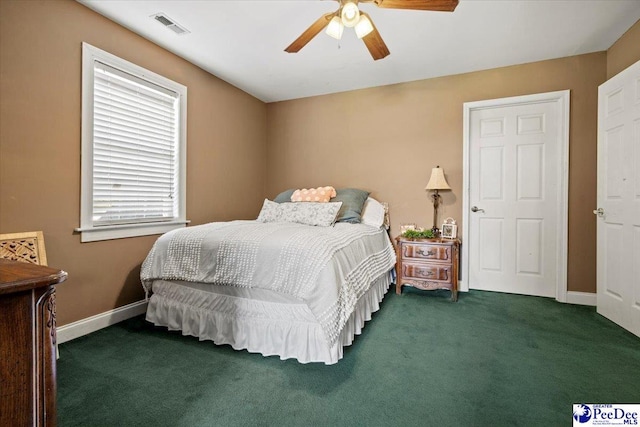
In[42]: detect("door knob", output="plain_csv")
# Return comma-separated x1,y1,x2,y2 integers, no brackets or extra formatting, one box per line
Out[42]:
593,208,604,217
471,206,485,213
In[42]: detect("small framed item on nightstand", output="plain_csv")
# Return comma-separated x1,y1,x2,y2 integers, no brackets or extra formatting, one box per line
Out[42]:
441,217,457,239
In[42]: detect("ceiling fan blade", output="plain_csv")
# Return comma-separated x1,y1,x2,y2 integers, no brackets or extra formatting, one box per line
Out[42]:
285,13,335,53
372,0,458,12
360,13,390,60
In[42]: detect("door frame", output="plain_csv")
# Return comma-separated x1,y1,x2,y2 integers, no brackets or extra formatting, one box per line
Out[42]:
461,90,570,301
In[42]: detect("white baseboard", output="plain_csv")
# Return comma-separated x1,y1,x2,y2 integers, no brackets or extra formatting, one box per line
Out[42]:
458,280,468,292
55,290,594,344
459,282,595,306
565,291,596,306
57,300,148,344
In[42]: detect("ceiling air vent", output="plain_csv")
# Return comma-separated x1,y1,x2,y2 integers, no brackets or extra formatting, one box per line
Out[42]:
151,13,190,36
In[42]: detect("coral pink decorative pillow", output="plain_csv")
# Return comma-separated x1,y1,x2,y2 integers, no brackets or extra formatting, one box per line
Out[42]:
291,186,337,202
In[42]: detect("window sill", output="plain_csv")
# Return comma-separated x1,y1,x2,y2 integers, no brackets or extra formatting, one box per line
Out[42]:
75,220,189,243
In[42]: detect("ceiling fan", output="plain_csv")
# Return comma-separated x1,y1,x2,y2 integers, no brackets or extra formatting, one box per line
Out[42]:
284,0,459,61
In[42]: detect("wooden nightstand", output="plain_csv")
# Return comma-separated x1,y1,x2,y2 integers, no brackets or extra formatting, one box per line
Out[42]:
395,237,460,301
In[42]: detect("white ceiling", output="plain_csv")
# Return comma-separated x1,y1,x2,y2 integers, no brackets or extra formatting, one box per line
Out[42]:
77,0,640,103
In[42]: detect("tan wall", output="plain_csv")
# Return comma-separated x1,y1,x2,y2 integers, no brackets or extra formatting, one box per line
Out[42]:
0,0,267,325
1,2,635,325
267,53,606,293
607,19,640,78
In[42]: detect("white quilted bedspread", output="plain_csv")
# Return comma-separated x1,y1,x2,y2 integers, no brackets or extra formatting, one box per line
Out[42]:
141,220,396,345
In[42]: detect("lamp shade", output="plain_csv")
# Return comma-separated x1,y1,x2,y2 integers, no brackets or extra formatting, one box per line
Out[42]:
341,2,360,28
326,16,344,40
425,166,451,191
355,14,373,39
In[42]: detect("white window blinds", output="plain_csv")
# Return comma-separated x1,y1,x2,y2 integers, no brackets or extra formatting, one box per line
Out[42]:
92,61,180,225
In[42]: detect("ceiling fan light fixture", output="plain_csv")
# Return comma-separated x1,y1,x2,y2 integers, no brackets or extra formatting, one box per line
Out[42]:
326,16,344,39
341,2,360,28
355,14,373,39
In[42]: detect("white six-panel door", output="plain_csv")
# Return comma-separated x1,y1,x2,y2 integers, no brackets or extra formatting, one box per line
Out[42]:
463,92,569,298
596,59,640,338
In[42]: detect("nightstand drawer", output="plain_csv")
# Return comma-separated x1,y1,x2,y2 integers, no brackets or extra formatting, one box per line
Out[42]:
402,263,451,282
402,244,451,262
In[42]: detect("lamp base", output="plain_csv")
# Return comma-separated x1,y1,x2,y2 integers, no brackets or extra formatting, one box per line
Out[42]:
431,191,441,237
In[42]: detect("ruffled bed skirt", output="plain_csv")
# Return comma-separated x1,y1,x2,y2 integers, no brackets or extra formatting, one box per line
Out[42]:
145,271,392,364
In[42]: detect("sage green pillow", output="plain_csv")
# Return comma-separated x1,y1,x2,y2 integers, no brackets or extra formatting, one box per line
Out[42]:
333,188,370,223
273,189,295,203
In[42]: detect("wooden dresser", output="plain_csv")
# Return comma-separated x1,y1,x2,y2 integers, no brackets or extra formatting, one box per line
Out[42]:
0,259,67,426
395,237,460,301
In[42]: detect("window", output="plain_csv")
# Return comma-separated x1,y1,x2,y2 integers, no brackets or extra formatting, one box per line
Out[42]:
78,43,187,242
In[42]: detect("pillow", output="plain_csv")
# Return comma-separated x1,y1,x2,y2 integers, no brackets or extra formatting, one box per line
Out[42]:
256,199,282,223
280,201,342,226
256,199,342,227
291,186,336,203
273,189,295,203
361,197,386,228
332,188,370,223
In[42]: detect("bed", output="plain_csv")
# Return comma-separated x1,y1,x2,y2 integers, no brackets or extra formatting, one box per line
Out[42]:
140,191,396,364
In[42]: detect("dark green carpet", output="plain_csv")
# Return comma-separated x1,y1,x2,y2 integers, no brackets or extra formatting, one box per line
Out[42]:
57,290,640,426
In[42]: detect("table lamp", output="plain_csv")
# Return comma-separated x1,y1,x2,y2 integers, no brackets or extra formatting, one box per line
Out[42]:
425,165,451,236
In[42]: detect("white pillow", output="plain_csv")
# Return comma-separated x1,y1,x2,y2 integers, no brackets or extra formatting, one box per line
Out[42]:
360,197,386,228
256,199,343,227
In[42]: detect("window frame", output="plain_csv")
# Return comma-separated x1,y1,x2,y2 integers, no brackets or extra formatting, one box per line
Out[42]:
78,42,187,242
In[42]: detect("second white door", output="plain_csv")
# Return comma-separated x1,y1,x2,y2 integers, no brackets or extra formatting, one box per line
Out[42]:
466,92,569,297
596,59,640,338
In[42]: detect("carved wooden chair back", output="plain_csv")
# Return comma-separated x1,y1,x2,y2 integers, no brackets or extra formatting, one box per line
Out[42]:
0,231,48,266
